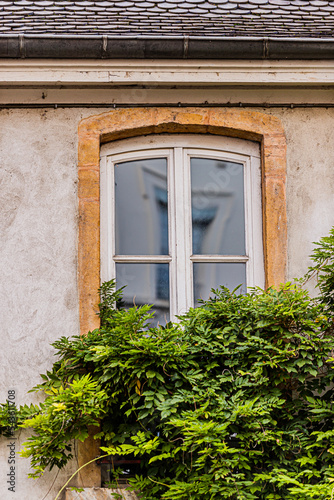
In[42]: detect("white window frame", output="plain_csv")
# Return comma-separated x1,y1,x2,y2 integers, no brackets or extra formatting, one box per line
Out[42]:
100,134,264,322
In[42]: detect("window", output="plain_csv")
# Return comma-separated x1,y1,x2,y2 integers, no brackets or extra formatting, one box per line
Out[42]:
100,134,264,324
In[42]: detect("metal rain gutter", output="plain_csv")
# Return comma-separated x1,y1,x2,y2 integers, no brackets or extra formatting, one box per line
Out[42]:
1,34,334,59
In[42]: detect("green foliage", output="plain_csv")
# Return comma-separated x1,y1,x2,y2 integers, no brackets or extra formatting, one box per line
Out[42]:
8,375,108,478
0,401,19,437
2,228,334,498
304,226,334,313
96,283,334,500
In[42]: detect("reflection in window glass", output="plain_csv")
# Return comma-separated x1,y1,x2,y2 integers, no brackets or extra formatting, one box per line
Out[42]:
193,263,246,306
155,187,169,298
116,263,170,326
191,158,245,255
115,158,168,255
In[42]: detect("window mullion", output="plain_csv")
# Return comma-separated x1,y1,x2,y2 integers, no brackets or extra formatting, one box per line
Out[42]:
101,156,116,283
249,154,265,288
244,156,253,288
109,158,116,284
173,147,192,316
168,149,178,321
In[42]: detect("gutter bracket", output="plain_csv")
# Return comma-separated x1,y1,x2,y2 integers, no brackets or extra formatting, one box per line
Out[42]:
102,35,108,58
263,37,269,59
19,34,25,58
183,35,189,59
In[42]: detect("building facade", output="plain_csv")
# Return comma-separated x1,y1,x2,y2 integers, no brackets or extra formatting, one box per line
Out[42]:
1,1,334,498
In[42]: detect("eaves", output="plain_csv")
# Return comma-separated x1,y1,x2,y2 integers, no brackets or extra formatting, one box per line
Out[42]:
2,35,334,60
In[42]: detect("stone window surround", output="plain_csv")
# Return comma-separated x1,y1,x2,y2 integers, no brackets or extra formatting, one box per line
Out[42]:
76,106,287,487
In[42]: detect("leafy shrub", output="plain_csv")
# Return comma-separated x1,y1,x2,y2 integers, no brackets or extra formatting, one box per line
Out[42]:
2,229,334,499
304,226,334,313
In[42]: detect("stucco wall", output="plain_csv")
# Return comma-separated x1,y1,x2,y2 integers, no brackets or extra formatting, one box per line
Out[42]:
0,103,334,499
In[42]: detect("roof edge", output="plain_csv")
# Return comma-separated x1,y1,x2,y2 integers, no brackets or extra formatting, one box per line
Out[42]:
2,35,334,59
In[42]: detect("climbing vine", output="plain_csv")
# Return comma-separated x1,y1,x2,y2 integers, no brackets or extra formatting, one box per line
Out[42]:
2,229,334,499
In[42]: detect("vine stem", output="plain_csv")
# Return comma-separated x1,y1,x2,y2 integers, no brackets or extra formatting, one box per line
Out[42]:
54,453,110,500
148,476,169,488
41,468,59,500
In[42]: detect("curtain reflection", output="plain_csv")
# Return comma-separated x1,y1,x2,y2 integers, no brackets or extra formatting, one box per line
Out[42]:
191,158,245,255
114,158,170,325
116,263,170,326
115,158,168,255
113,155,248,321
193,263,246,306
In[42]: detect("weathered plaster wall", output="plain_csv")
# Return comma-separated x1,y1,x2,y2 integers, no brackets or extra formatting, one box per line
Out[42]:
279,107,334,281
0,102,334,499
0,108,84,500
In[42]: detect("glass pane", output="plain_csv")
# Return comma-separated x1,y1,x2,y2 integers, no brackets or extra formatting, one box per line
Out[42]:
193,263,246,306
191,158,245,255
115,158,168,255
116,263,170,326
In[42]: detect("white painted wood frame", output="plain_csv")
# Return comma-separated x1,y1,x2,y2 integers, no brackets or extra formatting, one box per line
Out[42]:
100,134,264,321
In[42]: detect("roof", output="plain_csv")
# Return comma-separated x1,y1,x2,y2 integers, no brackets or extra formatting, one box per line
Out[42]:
1,1,334,59
1,0,334,39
